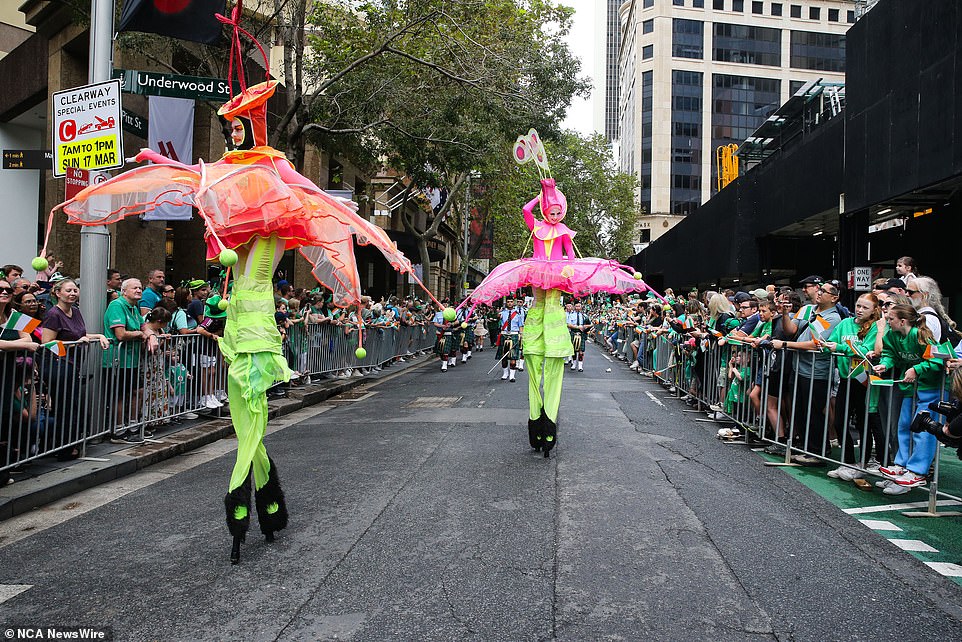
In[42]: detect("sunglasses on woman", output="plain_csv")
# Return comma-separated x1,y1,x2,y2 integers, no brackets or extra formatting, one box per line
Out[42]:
0,287,12,294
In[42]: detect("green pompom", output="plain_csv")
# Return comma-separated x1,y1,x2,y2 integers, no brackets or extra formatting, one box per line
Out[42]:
217,298,229,311
633,272,643,280
355,347,367,360
442,307,456,322
31,257,48,272
218,249,238,267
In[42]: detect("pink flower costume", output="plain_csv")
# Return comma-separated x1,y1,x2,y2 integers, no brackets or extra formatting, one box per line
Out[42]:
462,132,660,456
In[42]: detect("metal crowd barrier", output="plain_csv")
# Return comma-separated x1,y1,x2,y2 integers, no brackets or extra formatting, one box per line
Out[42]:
0,323,434,475
606,326,961,518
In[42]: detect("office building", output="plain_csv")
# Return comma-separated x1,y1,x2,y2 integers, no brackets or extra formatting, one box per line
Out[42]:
618,0,856,246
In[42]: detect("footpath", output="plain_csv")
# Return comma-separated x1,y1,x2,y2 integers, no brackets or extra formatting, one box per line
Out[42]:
0,354,431,521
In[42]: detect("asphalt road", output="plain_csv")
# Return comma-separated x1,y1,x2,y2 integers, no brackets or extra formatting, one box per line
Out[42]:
1,345,961,641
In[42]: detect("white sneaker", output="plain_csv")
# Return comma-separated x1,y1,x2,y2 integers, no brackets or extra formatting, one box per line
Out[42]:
827,466,844,479
354,369,364,377
836,466,865,482
629,360,639,370
578,366,583,372
571,363,576,370
182,412,200,420
397,357,406,362
882,482,911,495
709,404,723,412
215,390,228,402
204,395,222,409
865,459,881,474
441,363,448,372
461,355,467,363
875,479,894,489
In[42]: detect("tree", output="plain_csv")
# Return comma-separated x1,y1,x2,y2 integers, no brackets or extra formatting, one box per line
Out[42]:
276,0,588,291
483,131,640,265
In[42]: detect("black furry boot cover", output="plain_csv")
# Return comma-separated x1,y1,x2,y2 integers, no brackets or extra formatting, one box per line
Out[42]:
527,413,543,450
224,471,252,541
255,457,289,538
541,409,557,456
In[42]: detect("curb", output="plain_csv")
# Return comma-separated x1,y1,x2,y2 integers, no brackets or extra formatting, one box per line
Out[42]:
0,355,430,521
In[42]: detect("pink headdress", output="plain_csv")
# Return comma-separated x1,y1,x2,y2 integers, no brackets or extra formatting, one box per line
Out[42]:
538,178,567,221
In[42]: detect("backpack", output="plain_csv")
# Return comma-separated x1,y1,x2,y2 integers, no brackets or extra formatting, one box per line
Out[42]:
920,310,962,346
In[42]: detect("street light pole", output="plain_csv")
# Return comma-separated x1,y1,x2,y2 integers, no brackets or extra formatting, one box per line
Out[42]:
79,0,114,332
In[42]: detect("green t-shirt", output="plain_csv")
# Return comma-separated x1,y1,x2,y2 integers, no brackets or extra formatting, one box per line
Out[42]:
879,326,943,392
828,317,878,379
103,297,144,369
750,320,772,338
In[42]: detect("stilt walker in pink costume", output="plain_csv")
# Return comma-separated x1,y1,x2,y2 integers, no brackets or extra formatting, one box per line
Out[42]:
33,2,444,563
460,130,664,457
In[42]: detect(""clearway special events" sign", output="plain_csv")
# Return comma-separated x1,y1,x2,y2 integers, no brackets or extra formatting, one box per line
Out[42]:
51,79,123,178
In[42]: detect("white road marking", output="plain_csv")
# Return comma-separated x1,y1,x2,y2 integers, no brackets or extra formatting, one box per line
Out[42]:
858,519,902,531
924,562,962,577
645,391,665,408
602,354,612,362
0,584,32,604
0,404,332,549
842,500,962,515
888,539,939,553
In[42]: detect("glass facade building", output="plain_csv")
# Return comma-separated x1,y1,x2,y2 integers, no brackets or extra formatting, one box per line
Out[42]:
713,23,781,66
672,18,704,59
711,74,781,187
641,70,654,216
671,70,703,216
790,30,846,72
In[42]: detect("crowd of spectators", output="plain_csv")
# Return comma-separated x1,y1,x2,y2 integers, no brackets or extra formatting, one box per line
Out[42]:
589,256,962,496
0,259,439,482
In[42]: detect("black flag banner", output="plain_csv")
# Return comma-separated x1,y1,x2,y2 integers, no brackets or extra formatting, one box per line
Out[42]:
119,0,226,44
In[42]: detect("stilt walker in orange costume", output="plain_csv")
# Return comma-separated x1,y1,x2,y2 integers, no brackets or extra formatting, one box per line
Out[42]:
35,2,445,564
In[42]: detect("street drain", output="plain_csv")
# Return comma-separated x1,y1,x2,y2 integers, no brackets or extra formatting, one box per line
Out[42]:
405,396,462,408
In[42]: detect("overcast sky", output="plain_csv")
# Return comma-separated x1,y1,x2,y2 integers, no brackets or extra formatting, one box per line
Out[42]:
560,2,601,136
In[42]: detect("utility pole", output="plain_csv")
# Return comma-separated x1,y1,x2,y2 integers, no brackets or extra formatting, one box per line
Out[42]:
462,174,470,298
79,0,113,332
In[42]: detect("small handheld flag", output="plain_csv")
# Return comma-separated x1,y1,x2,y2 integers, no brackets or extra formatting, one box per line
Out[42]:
3,310,41,335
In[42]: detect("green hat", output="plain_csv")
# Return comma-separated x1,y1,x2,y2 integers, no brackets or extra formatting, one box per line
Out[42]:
187,279,207,291
205,294,227,319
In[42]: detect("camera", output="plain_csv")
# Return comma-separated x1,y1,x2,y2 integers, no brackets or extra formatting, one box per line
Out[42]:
929,399,962,421
910,401,962,451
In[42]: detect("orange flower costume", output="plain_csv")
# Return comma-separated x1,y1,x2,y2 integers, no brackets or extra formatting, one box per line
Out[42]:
38,3,440,564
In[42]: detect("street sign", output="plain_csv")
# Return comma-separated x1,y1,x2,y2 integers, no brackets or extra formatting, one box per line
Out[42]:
113,68,239,102
65,167,89,200
2,149,52,170
122,108,148,138
52,79,123,177
853,266,872,291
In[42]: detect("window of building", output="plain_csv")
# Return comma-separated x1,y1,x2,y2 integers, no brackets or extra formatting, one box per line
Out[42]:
643,18,654,34
644,0,654,8
789,79,807,94
643,44,654,59
672,18,704,59
640,229,651,244
713,23,781,66
714,0,724,9
790,4,801,18
641,71,654,216
752,1,763,14
673,0,685,5
790,30,845,72
693,0,704,7
711,74,780,192
809,6,820,20
671,70,703,216
847,10,856,23
828,8,839,22
771,3,782,16
732,0,744,11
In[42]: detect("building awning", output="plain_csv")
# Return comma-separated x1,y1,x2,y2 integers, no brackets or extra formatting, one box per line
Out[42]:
386,229,445,263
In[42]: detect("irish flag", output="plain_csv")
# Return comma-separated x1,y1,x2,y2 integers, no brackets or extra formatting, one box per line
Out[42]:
42,340,66,357
3,310,40,334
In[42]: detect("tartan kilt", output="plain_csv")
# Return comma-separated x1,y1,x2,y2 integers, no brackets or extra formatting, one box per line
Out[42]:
497,333,522,360
435,332,457,355
461,325,475,345
569,330,587,352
